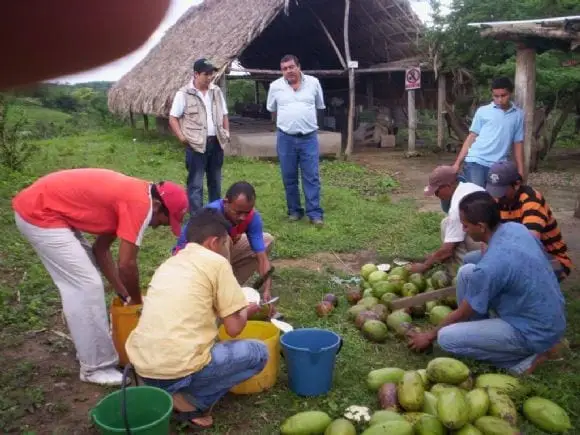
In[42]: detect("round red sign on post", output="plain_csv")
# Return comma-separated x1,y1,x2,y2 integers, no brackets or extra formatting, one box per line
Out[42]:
405,67,421,90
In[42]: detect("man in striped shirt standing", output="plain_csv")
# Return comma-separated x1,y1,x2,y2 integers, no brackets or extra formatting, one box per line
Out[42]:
485,161,572,281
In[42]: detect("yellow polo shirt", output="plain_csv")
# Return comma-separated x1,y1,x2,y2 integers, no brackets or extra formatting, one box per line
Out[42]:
125,243,248,380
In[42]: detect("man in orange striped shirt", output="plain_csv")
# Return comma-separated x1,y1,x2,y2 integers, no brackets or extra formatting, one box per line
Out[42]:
485,161,572,281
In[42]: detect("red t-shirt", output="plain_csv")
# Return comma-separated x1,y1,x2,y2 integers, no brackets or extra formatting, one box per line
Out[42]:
12,168,152,245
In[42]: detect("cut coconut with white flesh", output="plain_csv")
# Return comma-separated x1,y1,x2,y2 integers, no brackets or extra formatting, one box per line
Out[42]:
393,259,410,266
376,263,391,272
241,287,260,304
271,318,293,333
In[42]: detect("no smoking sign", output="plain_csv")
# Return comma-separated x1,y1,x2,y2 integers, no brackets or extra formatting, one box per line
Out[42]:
405,67,421,90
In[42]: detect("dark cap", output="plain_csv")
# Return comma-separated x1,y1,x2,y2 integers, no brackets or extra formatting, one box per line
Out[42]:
486,161,521,198
193,58,217,73
424,166,457,196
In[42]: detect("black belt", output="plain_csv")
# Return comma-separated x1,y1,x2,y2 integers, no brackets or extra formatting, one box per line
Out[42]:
278,128,315,138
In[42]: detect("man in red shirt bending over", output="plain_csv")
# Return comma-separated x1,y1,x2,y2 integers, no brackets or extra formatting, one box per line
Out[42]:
12,168,188,386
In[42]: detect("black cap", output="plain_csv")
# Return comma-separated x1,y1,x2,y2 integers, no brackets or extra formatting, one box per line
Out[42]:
486,161,521,198
193,58,217,73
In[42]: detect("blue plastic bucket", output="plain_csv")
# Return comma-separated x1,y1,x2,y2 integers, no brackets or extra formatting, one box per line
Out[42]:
280,328,343,397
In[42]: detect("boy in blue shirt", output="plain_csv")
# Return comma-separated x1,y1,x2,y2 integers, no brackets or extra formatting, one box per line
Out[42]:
452,77,524,187
407,191,566,375
173,181,275,302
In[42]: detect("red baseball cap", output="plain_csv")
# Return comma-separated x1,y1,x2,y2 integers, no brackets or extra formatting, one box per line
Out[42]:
156,181,188,236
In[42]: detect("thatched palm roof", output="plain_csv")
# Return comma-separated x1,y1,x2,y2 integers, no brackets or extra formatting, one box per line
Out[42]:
108,0,423,117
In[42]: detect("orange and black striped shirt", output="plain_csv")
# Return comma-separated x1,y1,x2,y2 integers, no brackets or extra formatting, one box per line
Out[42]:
498,185,572,278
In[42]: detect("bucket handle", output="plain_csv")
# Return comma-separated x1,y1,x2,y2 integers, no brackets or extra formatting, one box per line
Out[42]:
121,363,139,435
280,337,343,359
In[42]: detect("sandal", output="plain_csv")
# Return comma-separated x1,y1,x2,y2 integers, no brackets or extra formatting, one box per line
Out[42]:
174,409,214,429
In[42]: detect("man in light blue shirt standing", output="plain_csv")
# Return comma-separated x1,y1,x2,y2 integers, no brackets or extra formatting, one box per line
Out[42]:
266,54,326,227
452,77,524,188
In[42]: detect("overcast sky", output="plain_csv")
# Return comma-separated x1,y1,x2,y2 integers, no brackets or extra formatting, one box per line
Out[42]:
55,0,439,84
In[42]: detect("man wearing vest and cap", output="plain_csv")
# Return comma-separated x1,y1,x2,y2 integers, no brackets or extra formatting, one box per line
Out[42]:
173,181,276,310
479,160,572,282
169,58,230,215
408,165,484,275
12,168,188,386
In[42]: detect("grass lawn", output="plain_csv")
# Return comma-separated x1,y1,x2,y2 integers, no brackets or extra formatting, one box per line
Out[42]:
6,100,72,127
0,127,578,434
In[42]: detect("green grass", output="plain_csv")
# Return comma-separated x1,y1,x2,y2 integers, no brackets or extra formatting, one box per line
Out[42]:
0,127,578,434
6,101,71,127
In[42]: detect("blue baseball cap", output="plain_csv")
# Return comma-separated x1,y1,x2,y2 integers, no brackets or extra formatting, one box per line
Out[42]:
486,161,521,198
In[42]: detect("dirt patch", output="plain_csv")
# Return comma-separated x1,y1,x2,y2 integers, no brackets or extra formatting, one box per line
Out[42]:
3,332,102,434
273,249,378,274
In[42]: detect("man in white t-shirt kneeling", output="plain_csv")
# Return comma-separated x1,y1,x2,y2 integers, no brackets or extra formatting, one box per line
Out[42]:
408,166,484,275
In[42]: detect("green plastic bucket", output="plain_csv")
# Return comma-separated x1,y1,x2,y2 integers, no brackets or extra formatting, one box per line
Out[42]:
90,366,173,434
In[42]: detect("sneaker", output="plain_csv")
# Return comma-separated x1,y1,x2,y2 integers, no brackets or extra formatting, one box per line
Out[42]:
80,368,126,386
288,214,302,222
310,219,324,228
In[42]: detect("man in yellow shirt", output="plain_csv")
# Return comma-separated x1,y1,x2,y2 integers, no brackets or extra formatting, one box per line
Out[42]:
125,208,268,429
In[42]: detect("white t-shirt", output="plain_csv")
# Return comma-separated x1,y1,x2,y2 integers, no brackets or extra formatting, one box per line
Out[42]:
444,182,485,244
169,82,228,137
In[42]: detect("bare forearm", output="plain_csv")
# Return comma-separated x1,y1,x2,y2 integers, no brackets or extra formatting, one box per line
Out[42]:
95,249,127,297
256,253,272,294
223,115,229,131
118,264,141,304
513,142,524,175
169,116,186,143
454,133,477,167
423,244,456,269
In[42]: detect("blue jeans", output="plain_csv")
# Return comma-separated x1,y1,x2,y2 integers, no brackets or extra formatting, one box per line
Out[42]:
462,162,490,187
437,264,538,374
142,340,268,411
185,137,224,215
276,130,323,220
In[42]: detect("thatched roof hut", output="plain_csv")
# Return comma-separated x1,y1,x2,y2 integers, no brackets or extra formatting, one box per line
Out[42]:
108,0,423,117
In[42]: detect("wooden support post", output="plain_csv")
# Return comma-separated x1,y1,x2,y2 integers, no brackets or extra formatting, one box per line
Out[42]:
574,194,580,219
143,114,149,131
343,0,355,159
437,74,446,149
514,45,536,181
407,90,417,153
219,74,228,102
366,77,374,108
129,111,135,129
254,80,260,104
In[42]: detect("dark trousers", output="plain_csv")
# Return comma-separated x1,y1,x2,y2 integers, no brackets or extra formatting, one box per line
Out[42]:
185,136,224,215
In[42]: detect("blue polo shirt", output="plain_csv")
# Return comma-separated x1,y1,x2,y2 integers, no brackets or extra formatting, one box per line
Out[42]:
266,73,326,135
173,200,266,254
463,222,565,354
465,102,524,167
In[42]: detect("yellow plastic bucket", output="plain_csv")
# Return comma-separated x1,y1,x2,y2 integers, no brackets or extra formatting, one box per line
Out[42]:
110,296,142,367
217,321,280,395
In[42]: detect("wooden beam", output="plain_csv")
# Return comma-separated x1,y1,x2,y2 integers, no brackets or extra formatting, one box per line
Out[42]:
514,45,536,181
407,89,417,152
240,68,346,76
366,77,374,108
355,65,433,74
254,80,260,104
308,7,346,69
436,74,446,149
344,0,355,158
389,287,456,311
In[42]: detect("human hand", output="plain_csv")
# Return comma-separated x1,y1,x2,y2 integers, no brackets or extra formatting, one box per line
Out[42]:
406,330,436,352
246,303,261,317
407,263,429,274
452,163,461,174
480,242,487,255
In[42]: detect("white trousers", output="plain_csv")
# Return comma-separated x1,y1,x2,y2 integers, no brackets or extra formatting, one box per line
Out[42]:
14,213,118,373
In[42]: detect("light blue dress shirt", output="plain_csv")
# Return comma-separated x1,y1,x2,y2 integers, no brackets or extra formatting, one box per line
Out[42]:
465,102,524,167
266,74,326,135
